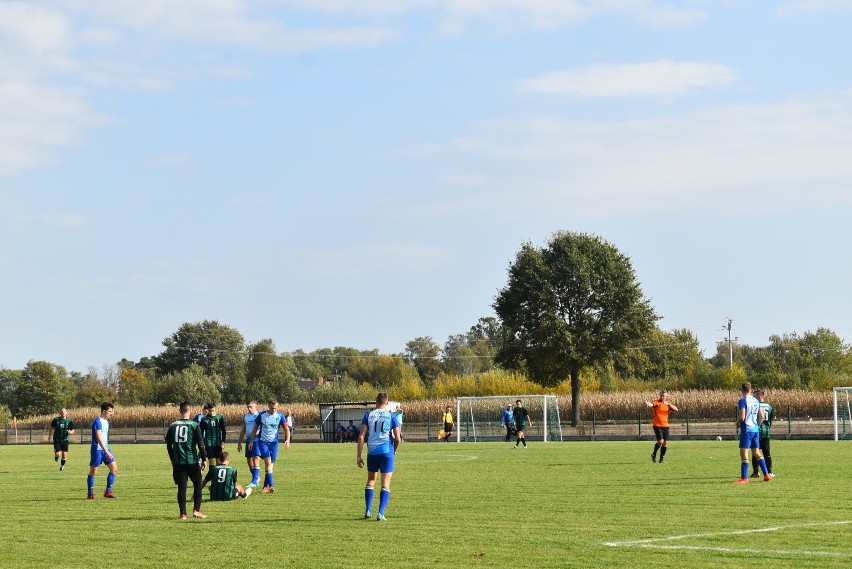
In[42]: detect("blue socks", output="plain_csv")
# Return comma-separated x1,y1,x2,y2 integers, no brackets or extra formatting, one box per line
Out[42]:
87,475,95,494
251,468,260,484
365,486,374,514
758,458,768,475
264,472,273,488
378,487,390,515
741,461,749,479
106,473,115,491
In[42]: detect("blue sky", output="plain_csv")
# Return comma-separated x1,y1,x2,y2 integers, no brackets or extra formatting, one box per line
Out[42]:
2,1,852,373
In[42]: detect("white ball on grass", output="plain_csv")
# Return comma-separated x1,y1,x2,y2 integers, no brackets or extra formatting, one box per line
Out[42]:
716,436,722,441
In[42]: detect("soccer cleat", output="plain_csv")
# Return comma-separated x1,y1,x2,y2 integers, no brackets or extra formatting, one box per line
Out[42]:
764,473,774,481
750,471,760,478
55,456,59,462
247,481,258,488
658,457,666,463
103,491,115,498
261,486,274,493
651,453,656,463
87,493,96,499
734,478,750,484
192,510,207,519
179,514,188,520
59,465,64,471
513,445,518,449
377,513,386,522
364,510,372,519
243,488,252,499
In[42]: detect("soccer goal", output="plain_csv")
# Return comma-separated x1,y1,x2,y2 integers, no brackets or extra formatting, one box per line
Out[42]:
833,387,852,441
455,395,563,442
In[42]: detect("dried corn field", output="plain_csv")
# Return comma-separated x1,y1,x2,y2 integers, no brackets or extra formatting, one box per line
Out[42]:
9,389,834,430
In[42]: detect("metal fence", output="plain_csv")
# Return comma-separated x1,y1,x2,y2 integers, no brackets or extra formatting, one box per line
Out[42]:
2,410,841,444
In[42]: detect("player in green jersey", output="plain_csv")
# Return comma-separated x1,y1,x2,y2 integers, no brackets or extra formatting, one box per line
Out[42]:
200,403,227,467
50,408,76,471
202,451,251,501
166,401,208,520
513,399,532,449
751,390,775,477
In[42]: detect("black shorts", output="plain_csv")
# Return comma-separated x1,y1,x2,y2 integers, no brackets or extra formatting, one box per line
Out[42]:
207,446,223,461
172,464,203,486
653,426,670,440
444,423,453,433
53,441,70,453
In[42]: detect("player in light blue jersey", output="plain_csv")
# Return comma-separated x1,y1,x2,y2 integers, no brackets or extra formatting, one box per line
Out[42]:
249,399,290,493
237,400,261,488
87,402,118,499
357,392,401,521
735,382,771,484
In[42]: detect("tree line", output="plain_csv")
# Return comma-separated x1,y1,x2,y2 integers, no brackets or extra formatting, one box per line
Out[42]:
2,231,850,421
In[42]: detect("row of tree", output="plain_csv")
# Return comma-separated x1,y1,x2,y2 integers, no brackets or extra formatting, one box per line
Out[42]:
2,231,850,422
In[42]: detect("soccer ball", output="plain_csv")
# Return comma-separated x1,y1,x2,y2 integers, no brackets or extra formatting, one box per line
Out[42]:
716,436,722,441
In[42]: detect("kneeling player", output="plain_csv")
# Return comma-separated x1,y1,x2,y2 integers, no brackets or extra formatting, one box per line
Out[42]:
202,452,251,500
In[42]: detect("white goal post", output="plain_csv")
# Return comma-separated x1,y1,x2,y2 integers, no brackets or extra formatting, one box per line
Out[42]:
455,395,563,442
833,387,852,441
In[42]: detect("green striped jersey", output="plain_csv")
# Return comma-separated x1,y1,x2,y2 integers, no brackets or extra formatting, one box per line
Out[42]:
51,417,75,442
205,464,238,501
200,414,225,447
165,419,204,466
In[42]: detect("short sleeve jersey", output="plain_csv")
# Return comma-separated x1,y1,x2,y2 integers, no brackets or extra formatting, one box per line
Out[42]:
52,417,75,443
256,411,285,443
361,409,401,456
442,412,453,425
758,402,774,439
243,412,258,443
513,407,530,429
200,413,225,447
91,417,110,450
205,464,238,501
166,419,202,466
738,395,760,433
651,400,672,427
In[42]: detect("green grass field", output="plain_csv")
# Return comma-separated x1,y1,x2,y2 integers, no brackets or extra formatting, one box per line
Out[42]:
0,440,849,568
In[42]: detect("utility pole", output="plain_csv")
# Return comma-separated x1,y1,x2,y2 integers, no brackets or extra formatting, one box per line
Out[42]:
725,317,733,369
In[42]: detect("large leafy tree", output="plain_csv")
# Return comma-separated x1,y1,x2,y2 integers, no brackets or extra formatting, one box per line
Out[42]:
494,231,658,426
405,337,443,388
15,360,71,417
245,339,299,402
155,320,247,401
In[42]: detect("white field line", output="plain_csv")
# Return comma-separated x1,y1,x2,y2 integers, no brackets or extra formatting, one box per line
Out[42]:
604,520,852,557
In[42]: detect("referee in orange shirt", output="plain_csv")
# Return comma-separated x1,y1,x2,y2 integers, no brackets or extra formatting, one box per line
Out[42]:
645,389,678,463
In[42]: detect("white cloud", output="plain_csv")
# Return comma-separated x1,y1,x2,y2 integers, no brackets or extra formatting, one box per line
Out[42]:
777,0,852,17
0,81,105,175
516,59,739,98
279,0,707,29
400,91,852,218
62,0,401,53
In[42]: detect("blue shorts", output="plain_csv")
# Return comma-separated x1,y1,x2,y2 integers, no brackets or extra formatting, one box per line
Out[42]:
245,439,260,458
89,447,115,468
257,440,279,462
739,429,760,449
366,452,394,474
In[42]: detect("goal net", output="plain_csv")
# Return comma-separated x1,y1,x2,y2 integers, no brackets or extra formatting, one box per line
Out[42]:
455,395,563,442
833,387,852,441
